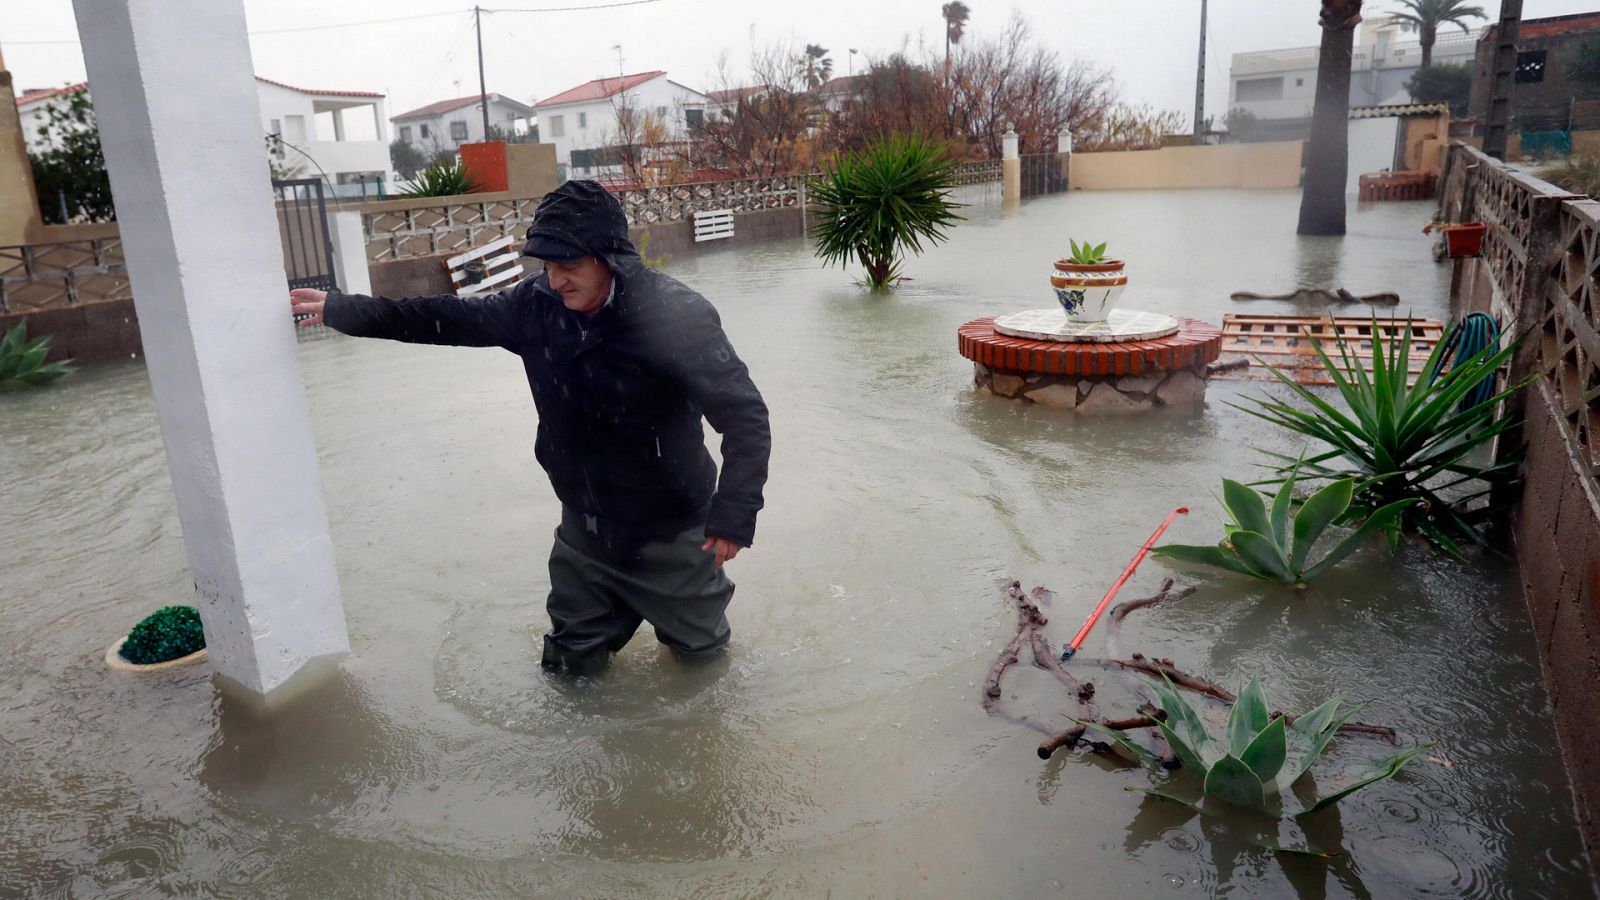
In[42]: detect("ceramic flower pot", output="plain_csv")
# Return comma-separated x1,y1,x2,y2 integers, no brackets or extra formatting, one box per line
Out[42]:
1050,259,1127,323
1443,223,1486,258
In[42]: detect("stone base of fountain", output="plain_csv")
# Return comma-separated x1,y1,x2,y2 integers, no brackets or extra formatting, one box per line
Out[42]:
958,311,1223,412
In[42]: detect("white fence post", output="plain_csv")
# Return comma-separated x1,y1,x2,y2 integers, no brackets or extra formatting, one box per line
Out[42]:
327,210,372,296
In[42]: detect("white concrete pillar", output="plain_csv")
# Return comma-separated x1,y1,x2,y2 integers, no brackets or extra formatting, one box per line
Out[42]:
327,210,371,297
1057,127,1072,155
332,107,346,142
1001,123,1021,203
1058,127,1073,190
72,0,349,700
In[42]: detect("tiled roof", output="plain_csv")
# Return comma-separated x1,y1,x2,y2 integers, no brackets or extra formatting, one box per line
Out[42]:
1483,11,1600,42
393,95,486,120
17,77,382,109
15,82,86,108
1349,102,1450,119
815,75,863,95
707,85,770,104
534,71,665,108
254,76,383,98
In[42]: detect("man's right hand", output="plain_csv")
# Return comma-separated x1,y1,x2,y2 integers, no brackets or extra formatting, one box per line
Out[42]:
290,288,328,328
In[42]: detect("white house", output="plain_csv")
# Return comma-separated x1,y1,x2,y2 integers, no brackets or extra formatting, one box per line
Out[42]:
815,75,864,114
18,77,393,194
706,85,770,120
391,93,537,156
1228,15,1480,130
531,71,708,181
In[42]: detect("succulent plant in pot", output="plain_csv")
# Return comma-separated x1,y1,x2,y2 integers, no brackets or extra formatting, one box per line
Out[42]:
1051,238,1127,323
106,605,208,670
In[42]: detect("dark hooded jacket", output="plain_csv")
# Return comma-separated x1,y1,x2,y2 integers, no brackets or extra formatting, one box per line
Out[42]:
323,181,770,549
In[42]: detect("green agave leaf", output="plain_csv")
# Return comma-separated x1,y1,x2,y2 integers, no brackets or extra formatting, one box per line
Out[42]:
1230,531,1297,583
1269,461,1297,549
1301,498,1419,582
1076,719,1162,772
1157,719,1208,775
1258,840,1339,858
1222,479,1273,536
17,340,48,376
1282,696,1343,782
1228,676,1272,756
1092,241,1107,261
1203,754,1267,809
1,320,27,358
1288,701,1367,784
1239,716,1288,784
1289,478,1355,572
1152,672,1219,766
1299,743,1433,817
1152,543,1260,578
1131,787,1202,812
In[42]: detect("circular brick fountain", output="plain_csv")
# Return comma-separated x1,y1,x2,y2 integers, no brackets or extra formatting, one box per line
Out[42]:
958,309,1223,412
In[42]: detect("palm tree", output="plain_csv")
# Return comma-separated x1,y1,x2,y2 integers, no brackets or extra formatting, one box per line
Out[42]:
942,1,971,64
1297,0,1364,237
1388,0,1486,67
802,43,834,90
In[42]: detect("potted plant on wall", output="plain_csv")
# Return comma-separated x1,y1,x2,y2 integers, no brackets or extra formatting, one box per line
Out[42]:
105,605,208,671
1051,239,1127,322
1422,220,1486,258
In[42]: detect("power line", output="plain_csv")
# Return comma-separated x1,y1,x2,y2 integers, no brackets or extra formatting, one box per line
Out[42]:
482,0,663,12
5,8,471,45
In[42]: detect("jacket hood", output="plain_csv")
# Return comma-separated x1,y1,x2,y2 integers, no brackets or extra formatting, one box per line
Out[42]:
523,180,641,275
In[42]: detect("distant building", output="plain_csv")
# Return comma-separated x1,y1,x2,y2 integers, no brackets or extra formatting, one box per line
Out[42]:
814,75,864,113
391,93,538,157
706,85,771,120
1467,12,1600,135
532,71,708,181
1227,15,1480,139
18,77,393,194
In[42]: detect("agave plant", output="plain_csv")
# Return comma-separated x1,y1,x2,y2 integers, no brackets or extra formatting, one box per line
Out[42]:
0,319,76,391
1082,675,1429,818
1239,318,1532,555
810,133,963,289
1153,467,1416,587
399,160,482,198
1066,238,1108,264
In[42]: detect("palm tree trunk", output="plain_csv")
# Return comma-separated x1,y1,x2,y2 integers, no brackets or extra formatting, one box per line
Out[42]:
1420,25,1435,68
1297,3,1362,237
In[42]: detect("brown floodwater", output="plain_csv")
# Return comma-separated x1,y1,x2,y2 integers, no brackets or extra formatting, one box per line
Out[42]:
1,189,1592,897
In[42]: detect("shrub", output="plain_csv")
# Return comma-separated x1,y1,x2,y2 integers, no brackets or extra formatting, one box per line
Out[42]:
1239,318,1531,555
0,319,76,391
1081,675,1430,820
119,606,206,664
810,133,963,289
399,160,481,198
1537,156,1600,200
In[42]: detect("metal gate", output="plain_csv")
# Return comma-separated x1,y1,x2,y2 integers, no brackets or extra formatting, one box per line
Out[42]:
272,178,338,293
1019,153,1069,198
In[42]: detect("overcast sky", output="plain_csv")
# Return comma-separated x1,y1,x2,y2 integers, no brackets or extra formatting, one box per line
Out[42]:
7,0,1595,126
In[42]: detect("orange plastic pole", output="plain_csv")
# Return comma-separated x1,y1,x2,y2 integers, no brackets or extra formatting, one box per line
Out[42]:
1061,507,1188,660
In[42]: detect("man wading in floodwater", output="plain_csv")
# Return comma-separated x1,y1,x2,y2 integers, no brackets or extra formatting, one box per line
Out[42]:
290,180,770,674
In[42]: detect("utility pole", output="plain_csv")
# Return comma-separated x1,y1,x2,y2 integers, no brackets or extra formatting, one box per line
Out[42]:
1194,0,1207,140
612,43,625,78
474,6,490,140
1482,0,1522,160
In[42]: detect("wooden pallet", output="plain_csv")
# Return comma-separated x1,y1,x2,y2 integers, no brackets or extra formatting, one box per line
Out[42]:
445,234,525,296
1211,314,1445,386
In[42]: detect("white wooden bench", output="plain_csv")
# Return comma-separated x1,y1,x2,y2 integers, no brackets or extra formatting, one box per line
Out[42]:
445,234,524,296
693,209,735,243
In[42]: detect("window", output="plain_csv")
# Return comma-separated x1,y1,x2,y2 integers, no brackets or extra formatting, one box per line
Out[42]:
1515,50,1546,83
578,111,587,129
450,120,469,141
685,107,705,130
549,114,565,137
420,123,430,138
1235,77,1284,102
399,125,412,142
1294,78,1303,87
269,118,282,135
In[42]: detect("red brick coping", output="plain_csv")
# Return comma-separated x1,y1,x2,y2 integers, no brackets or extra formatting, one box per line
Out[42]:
958,316,1223,376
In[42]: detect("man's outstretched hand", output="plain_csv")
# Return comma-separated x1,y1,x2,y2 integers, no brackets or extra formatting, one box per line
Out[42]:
290,288,328,328
702,536,744,568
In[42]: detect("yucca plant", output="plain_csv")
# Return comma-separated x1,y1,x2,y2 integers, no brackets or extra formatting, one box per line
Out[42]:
0,319,76,391
1239,318,1532,555
1154,467,1416,587
399,160,481,198
1081,675,1430,819
811,133,963,289
1065,238,1108,264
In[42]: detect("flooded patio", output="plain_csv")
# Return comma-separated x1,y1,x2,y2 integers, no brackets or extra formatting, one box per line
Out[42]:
1,188,1591,897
